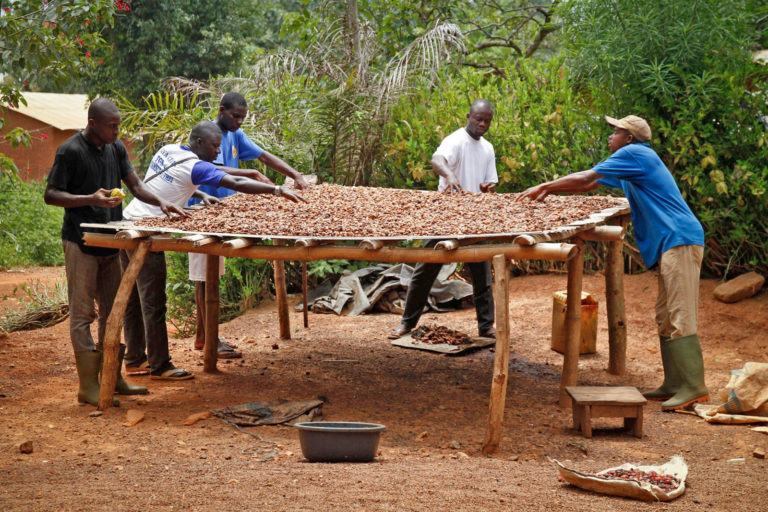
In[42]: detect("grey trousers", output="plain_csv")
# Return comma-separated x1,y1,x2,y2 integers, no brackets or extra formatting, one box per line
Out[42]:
120,250,173,373
401,239,495,331
63,240,121,353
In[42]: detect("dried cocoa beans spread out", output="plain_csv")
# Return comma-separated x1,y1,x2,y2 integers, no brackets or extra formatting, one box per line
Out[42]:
596,469,681,493
138,184,627,238
411,324,473,345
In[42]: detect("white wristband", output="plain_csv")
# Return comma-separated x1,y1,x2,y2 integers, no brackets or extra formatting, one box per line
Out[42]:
274,185,282,196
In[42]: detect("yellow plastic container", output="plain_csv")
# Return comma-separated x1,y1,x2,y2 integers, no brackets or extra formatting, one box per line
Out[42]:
551,290,598,355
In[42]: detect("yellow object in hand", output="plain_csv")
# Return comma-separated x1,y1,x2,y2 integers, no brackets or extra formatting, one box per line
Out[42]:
110,188,126,199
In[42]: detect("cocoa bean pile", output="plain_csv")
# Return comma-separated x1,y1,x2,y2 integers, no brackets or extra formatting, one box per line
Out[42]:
137,184,627,238
596,469,681,493
411,324,473,345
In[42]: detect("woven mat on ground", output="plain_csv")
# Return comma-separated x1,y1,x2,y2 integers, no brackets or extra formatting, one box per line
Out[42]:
297,263,472,316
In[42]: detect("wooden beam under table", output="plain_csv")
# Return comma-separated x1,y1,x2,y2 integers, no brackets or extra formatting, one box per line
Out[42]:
82,234,578,264
274,240,291,340
204,254,221,373
99,241,151,410
482,254,511,455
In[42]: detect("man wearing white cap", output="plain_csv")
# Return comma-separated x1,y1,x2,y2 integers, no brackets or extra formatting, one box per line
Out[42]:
517,115,708,411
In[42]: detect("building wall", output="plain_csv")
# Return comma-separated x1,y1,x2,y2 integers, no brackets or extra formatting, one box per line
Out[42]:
0,111,75,181
1,111,136,182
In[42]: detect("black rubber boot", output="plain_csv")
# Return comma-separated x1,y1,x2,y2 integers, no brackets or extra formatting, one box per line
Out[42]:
115,344,149,395
643,336,679,400
661,334,709,411
75,351,119,407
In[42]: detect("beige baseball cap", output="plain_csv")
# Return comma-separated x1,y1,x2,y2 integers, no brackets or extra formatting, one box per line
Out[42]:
605,115,652,142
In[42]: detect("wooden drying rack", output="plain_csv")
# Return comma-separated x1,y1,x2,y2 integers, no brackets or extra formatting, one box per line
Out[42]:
82,200,630,454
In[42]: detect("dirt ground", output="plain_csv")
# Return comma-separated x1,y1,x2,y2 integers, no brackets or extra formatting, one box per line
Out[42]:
1,266,767,511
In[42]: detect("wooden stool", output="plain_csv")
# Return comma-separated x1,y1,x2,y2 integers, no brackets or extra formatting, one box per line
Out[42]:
565,386,647,438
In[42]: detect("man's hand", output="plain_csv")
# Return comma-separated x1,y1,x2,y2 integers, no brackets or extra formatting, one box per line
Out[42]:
479,182,497,194
293,174,309,190
245,169,273,184
93,188,123,208
159,199,189,218
276,186,308,203
516,185,549,202
442,172,462,193
200,194,221,207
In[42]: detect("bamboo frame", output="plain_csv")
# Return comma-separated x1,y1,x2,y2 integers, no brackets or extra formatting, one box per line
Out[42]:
84,208,629,454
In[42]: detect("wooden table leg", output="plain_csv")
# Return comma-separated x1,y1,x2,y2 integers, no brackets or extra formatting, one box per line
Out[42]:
99,241,150,410
482,255,510,455
302,261,309,328
274,241,290,340
582,405,592,438
606,216,628,375
560,240,584,408
203,254,220,373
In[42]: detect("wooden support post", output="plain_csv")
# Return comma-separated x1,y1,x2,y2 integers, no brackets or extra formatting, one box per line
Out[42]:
274,240,291,340
606,217,628,375
203,254,220,373
302,261,309,328
98,241,150,410
482,254,511,455
560,239,584,408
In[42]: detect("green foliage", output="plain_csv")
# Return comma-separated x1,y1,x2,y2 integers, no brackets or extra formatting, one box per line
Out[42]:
380,57,606,191
164,251,275,338
0,0,118,177
86,0,288,103
559,0,768,277
0,179,64,269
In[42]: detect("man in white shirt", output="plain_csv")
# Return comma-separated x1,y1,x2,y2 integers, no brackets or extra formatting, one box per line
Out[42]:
389,99,498,340
121,121,304,380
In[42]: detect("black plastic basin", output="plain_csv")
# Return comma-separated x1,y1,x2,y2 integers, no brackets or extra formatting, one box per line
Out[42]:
294,421,386,462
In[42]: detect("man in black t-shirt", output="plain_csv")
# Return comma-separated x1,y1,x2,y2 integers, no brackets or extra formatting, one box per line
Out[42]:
44,98,186,407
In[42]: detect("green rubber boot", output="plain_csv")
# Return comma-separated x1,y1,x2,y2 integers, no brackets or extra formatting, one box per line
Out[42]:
75,351,119,407
642,336,680,400
114,344,148,395
661,334,709,411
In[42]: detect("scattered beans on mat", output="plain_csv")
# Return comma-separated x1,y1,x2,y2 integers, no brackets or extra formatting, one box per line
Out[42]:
411,324,473,345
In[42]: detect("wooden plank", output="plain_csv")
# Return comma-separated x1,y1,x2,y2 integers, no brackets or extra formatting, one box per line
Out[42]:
203,254,220,373
482,254,510,455
559,240,584,408
222,238,253,249
606,216,628,375
274,240,290,340
83,234,579,264
565,386,646,405
98,241,150,410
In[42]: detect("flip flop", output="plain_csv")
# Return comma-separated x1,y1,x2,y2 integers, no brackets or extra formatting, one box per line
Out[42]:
150,367,194,381
125,361,151,375
195,339,242,359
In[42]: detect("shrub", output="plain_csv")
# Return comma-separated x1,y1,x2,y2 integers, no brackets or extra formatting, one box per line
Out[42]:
0,178,64,269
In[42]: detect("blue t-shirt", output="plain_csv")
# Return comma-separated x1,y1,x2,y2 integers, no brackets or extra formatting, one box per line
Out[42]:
594,143,704,268
187,127,264,204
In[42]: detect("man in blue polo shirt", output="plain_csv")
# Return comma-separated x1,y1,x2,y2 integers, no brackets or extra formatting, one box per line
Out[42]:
517,115,708,411
186,92,309,360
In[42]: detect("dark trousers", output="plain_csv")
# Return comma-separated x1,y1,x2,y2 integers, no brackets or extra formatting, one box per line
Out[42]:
120,250,172,373
401,240,494,331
